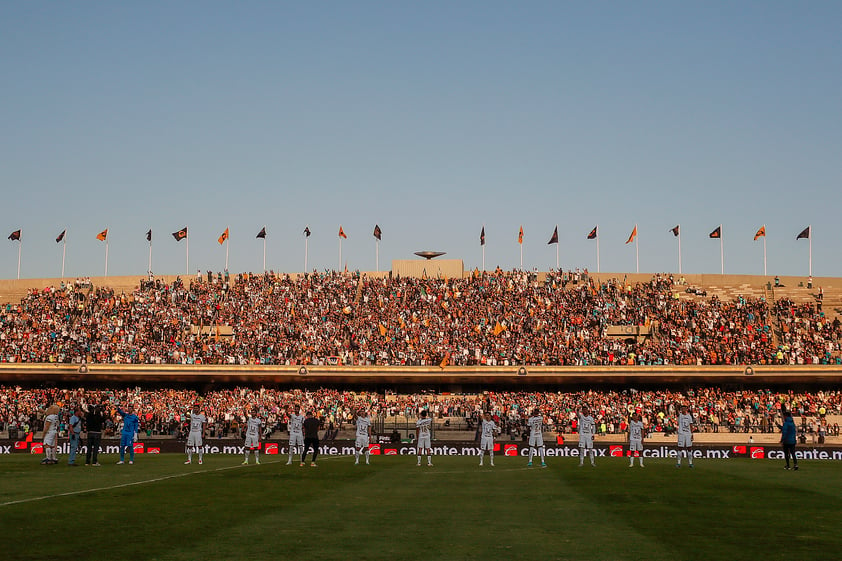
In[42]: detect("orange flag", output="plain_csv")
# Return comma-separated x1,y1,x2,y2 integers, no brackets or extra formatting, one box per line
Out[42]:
625,225,637,244
218,228,229,245
339,226,347,239
96,229,108,241
518,226,523,245
754,226,766,241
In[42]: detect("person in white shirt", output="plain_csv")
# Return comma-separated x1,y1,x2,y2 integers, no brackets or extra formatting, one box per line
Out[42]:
526,408,546,468
41,405,60,465
354,409,372,465
415,410,433,466
478,412,498,467
628,412,645,467
242,408,263,465
185,403,207,465
676,405,695,468
287,406,305,466
578,406,596,467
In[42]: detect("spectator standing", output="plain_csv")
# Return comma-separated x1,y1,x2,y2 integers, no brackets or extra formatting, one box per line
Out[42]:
780,409,799,471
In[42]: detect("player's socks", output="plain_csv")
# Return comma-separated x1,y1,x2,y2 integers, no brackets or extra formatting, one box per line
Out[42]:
355,449,360,464
365,448,370,464
186,448,193,463
417,455,421,466
489,450,494,465
528,448,534,463
629,456,634,467
427,455,432,466
539,447,546,464
590,450,596,466
198,448,203,463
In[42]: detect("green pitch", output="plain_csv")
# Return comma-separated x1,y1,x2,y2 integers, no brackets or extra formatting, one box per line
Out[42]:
1,454,839,561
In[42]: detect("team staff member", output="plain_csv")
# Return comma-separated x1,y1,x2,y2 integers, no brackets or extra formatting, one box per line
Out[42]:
300,411,321,467
780,408,799,471
67,407,83,466
84,403,106,466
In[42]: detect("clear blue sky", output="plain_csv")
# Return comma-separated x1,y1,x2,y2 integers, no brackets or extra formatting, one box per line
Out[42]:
2,1,840,279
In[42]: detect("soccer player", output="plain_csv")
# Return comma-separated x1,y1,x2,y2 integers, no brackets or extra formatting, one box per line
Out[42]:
478,411,498,467
675,404,695,468
287,406,305,465
40,405,60,465
779,407,799,471
184,403,207,465
354,408,372,465
242,407,263,465
116,403,140,465
578,406,596,467
527,408,546,467
628,412,645,467
415,409,433,466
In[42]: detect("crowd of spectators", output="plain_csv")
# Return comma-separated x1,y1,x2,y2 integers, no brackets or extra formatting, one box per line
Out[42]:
1,270,839,366
1,385,839,440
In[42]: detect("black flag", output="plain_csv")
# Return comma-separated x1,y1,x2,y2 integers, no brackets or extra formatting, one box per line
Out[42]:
547,226,558,245
56,230,66,243
303,226,311,237
796,227,810,240
587,226,598,240
709,226,721,239
172,227,188,241
8,229,21,241
670,225,680,237
373,225,382,241
480,227,485,246
146,229,152,242
256,227,267,239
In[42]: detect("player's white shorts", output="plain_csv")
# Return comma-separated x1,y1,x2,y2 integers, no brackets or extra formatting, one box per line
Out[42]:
355,435,370,449
417,435,431,450
480,436,494,451
629,438,643,452
43,431,57,447
529,434,544,448
187,432,203,448
578,436,594,449
677,433,692,448
244,435,259,449
288,433,304,448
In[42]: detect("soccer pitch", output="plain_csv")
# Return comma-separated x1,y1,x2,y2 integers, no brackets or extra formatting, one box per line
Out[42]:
1,455,839,561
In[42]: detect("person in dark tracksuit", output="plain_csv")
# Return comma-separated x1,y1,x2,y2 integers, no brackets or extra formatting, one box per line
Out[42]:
780,409,799,471
85,404,107,466
300,411,321,467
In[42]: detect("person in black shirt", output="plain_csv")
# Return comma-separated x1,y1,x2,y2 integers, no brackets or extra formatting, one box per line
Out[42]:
84,403,107,466
300,411,321,467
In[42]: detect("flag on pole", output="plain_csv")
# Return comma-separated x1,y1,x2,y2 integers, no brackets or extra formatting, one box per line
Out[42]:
547,226,558,245
754,226,766,241
96,229,108,241
339,226,347,239
373,225,382,240
518,226,523,245
796,226,810,240
172,227,188,241
709,226,721,239
146,229,152,242
670,225,680,237
8,230,21,241
303,226,311,237
256,227,266,239
480,227,485,246
587,226,598,240
55,230,66,243
625,226,637,244
217,228,229,245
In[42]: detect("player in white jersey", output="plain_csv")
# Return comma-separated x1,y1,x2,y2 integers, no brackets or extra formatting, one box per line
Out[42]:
41,405,60,465
242,408,263,465
185,403,207,465
478,412,498,467
354,409,372,465
578,406,596,467
287,407,305,465
415,410,433,466
526,408,546,467
675,405,695,468
628,412,645,467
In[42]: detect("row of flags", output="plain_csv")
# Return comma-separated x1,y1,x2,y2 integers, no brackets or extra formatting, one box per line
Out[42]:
478,224,812,245
6,224,387,243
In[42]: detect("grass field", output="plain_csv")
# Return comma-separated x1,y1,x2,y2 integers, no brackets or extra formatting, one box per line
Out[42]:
1,454,840,561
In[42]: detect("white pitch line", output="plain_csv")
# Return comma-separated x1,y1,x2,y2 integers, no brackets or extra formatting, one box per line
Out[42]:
0,459,284,508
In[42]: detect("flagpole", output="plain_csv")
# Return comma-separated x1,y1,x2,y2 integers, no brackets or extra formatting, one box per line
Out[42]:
809,225,812,278
635,224,639,274
104,238,109,278
263,237,266,272
148,238,152,276
596,225,600,273
186,227,190,277
376,239,380,272
762,225,767,277
16,240,21,280
719,224,724,275
482,244,485,272
555,243,559,270
61,236,66,279
520,243,523,270
304,235,309,273
339,237,342,272
677,226,682,275
225,227,229,272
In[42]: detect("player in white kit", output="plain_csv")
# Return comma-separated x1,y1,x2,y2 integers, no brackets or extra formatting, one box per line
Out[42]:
628,412,645,467
478,412,498,467
41,405,60,464
287,406,305,465
527,408,546,468
416,409,433,466
242,408,263,465
675,405,695,468
185,403,207,465
578,406,596,467
354,409,372,465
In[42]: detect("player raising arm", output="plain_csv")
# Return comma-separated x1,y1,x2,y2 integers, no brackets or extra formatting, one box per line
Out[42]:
243,407,263,465
416,410,433,467
527,408,546,468
354,408,372,465
478,412,498,467
628,412,645,467
578,406,596,467
676,404,695,468
185,403,207,465
287,406,305,466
